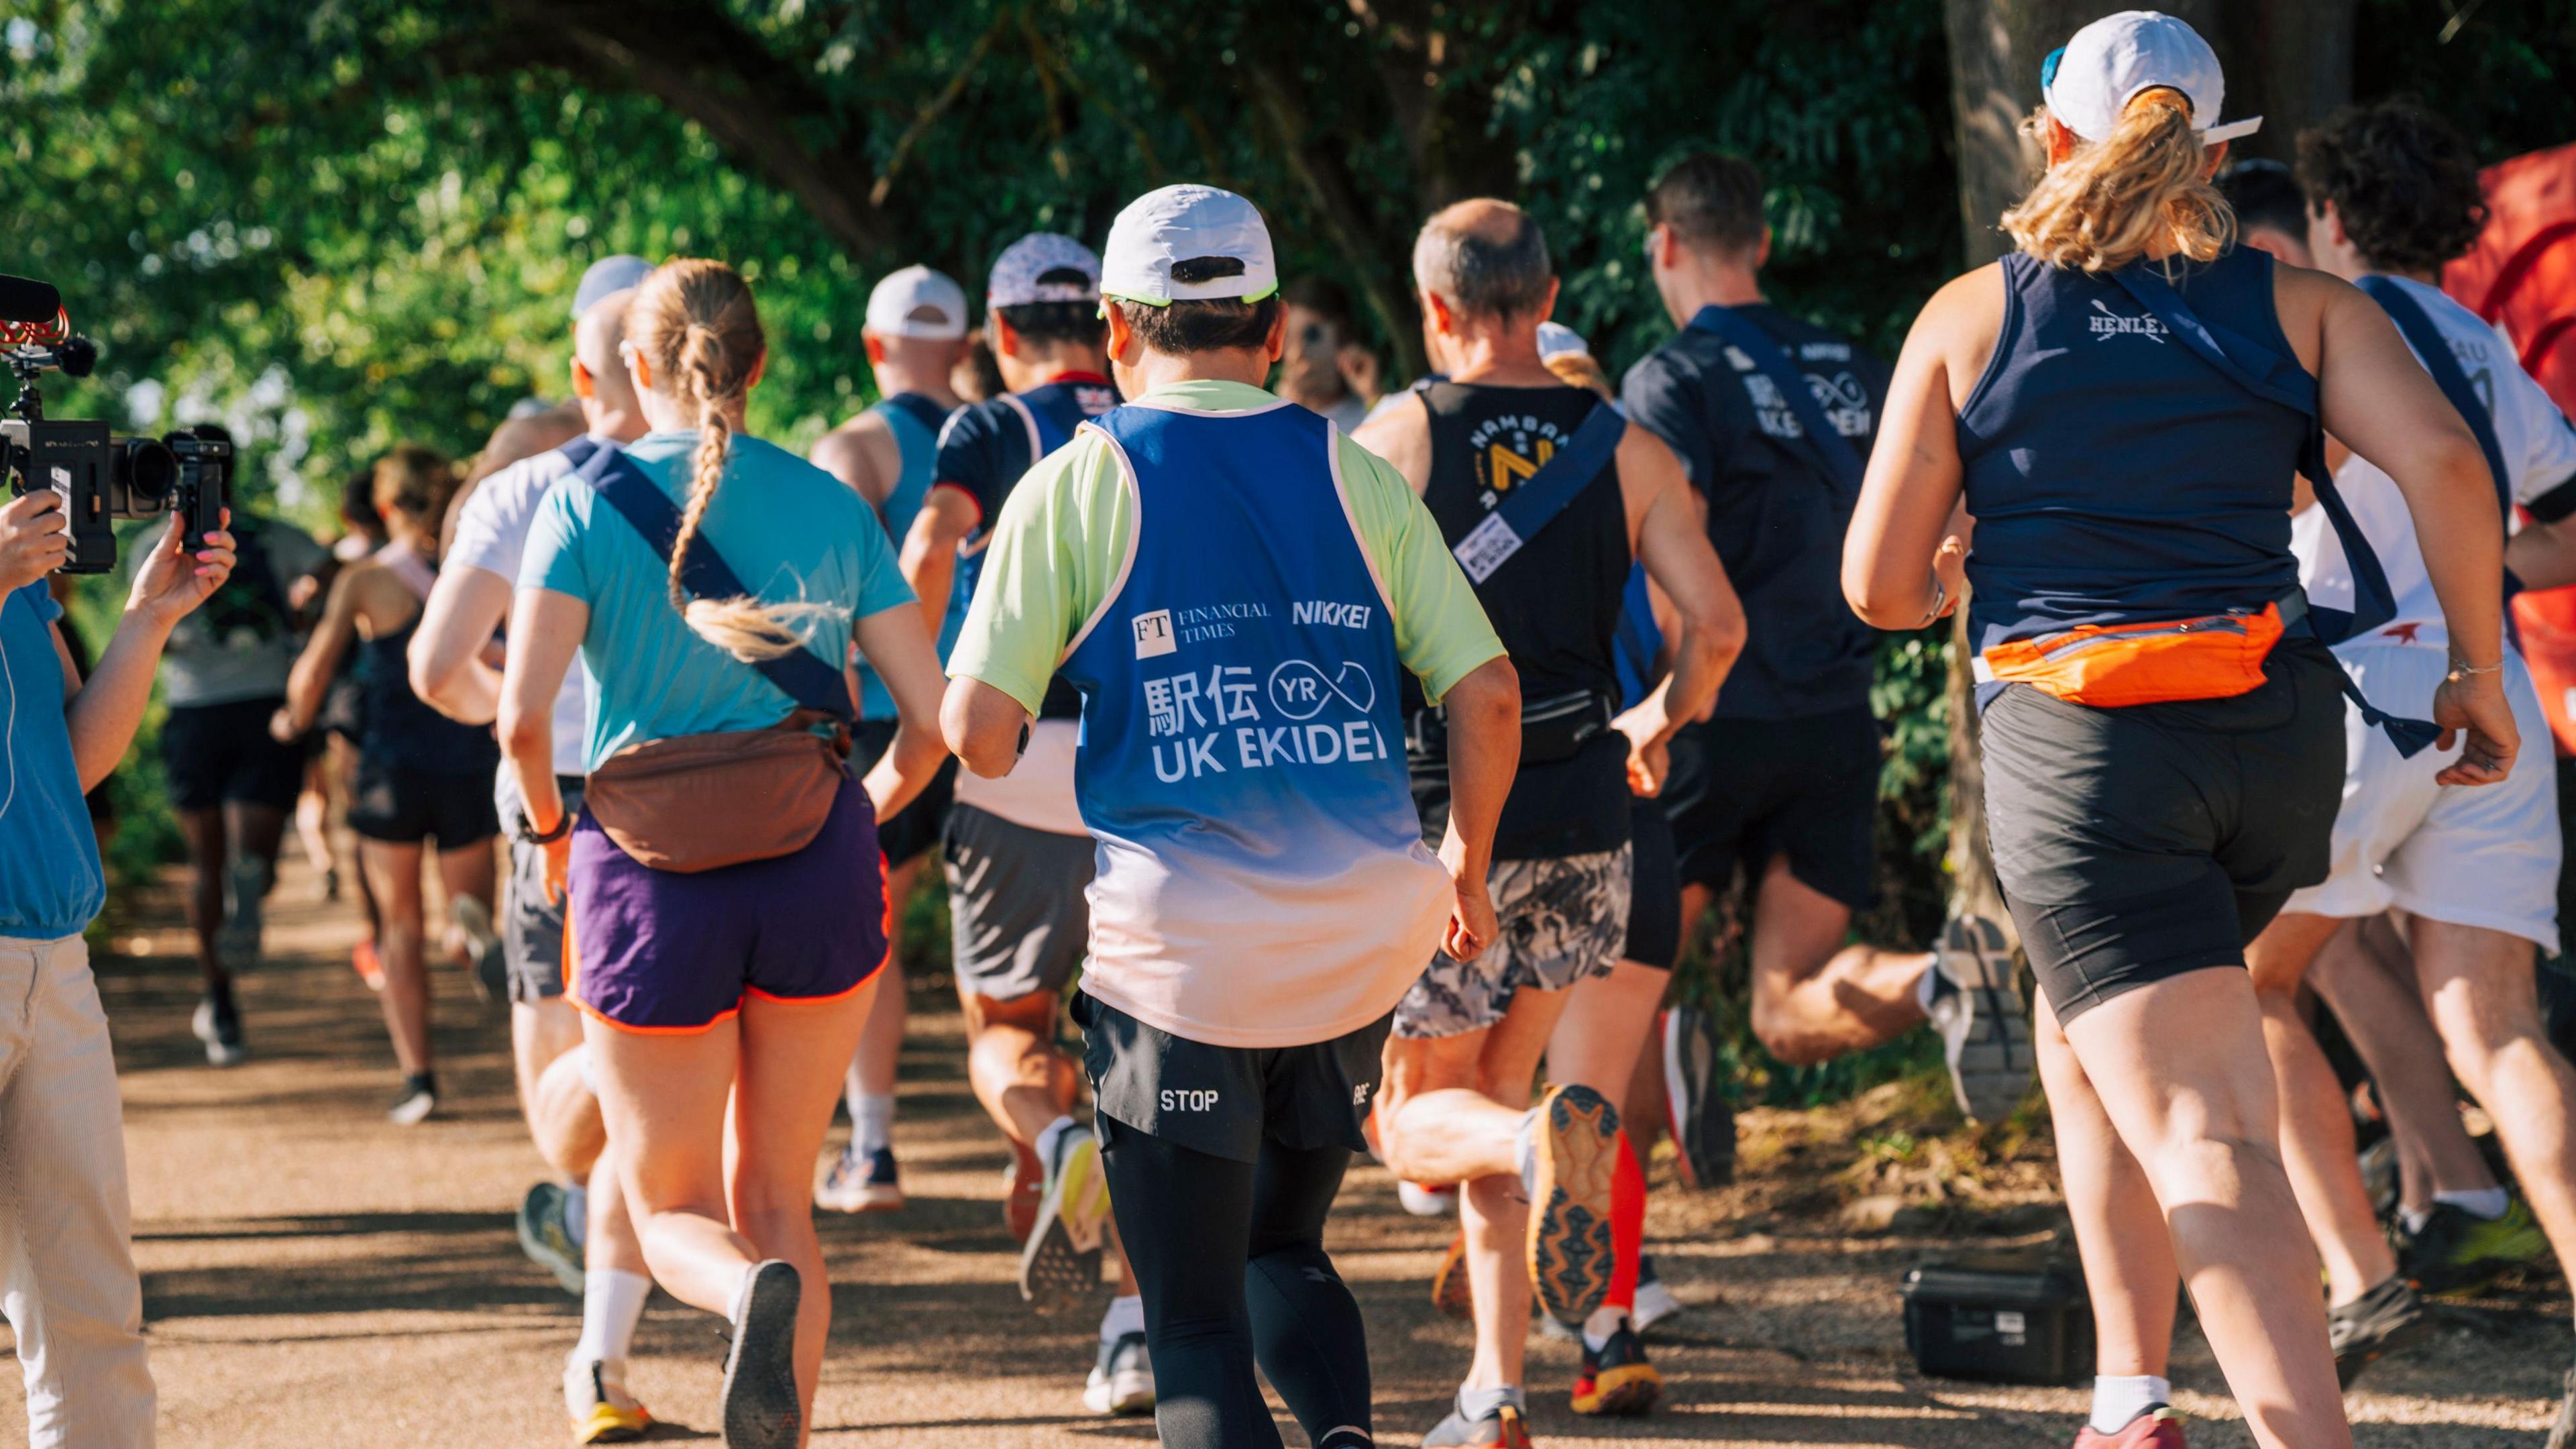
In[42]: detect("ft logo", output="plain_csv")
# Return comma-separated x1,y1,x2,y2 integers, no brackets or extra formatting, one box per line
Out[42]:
1132,608,1176,659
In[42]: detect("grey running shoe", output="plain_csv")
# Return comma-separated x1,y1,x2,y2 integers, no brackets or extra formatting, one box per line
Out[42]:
721,1260,802,1449
1082,1331,1155,1415
218,856,272,967
1422,1393,1532,1448
1927,915,2032,1123
2328,1273,2430,1387
1660,1005,1733,1188
1018,1124,1110,1313
516,1180,585,1295
453,896,506,1004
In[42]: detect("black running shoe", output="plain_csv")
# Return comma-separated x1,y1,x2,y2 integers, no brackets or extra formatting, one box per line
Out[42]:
1571,1318,1662,1416
2400,1195,2551,1297
722,1260,802,1449
517,1180,585,1296
2328,1273,2430,1387
1660,1006,1733,1188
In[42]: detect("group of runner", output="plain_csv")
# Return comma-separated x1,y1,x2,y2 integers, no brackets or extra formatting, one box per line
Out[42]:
272,11,2576,1449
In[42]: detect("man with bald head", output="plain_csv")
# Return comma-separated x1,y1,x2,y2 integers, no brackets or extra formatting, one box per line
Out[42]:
1356,197,1739,1445
408,254,657,1444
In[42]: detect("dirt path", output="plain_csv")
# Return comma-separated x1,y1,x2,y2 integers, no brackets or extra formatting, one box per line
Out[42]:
3,857,2566,1446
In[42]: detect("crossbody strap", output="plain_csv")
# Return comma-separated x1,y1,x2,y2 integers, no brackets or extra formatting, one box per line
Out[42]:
571,441,855,724
1451,402,1627,584
2356,276,2515,521
1685,305,1866,496
877,390,953,439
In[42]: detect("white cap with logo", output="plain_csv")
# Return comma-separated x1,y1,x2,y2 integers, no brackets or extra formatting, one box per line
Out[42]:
1535,321,1590,361
987,234,1102,309
1099,184,1280,307
865,264,969,339
2043,9,2260,146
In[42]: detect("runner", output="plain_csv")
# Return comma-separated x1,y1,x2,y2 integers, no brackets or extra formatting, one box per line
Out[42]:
155,484,329,1066
1277,276,1382,430
2220,158,2314,267
409,253,662,1442
896,234,1151,1411
945,182,1513,1449
2224,102,2576,1413
1621,149,2031,1129
1356,199,1734,1445
274,443,502,1126
500,256,947,1449
806,263,969,1216
1841,15,2515,1448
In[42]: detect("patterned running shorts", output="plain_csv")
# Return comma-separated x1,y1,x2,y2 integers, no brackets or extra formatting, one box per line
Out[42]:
1394,845,1632,1039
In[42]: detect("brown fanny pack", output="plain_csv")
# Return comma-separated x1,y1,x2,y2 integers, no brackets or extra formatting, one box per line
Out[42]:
583,710,851,873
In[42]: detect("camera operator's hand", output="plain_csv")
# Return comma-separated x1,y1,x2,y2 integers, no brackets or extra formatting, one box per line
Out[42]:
125,509,235,631
0,491,71,594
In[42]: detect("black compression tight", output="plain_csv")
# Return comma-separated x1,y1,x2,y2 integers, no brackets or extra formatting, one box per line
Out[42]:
1096,1117,1374,1449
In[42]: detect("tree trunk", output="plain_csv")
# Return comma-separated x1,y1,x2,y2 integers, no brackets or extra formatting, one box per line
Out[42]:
2218,0,2359,165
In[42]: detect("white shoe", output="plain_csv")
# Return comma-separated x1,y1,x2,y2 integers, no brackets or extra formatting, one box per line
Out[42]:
1929,915,2031,1124
564,1356,652,1443
1398,1180,1459,1218
1083,1332,1155,1415
388,1079,437,1126
1631,1264,1684,1335
191,995,247,1067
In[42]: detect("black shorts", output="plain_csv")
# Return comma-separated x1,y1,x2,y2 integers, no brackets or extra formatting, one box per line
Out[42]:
162,698,305,813
1623,794,1681,969
1981,640,2345,1024
349,759,503,847
851,718,956,868
1664,705,1879,911
1073,990,1389,1166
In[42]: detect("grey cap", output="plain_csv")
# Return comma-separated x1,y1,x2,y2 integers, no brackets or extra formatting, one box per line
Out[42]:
570,254,655,321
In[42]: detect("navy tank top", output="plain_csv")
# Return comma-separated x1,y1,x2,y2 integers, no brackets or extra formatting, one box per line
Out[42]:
1957,246,2307,657
358,547,502,777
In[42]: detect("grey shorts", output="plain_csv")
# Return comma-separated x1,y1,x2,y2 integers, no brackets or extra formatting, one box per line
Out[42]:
943,802,1095,1002
1394,845,1632,1039
495,769,584,1004
1074,989,1390,1164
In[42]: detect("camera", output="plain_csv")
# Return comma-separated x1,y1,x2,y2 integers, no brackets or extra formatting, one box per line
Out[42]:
0,307,227,574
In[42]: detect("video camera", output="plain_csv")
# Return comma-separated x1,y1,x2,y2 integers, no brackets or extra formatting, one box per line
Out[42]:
0,274,229,574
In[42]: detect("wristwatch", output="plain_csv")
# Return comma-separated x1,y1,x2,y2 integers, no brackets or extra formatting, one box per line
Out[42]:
516,808,572,845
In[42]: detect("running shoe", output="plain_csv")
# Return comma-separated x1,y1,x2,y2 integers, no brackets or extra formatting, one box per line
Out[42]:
1083,1331,1155,1415
1004,1142,1043,1243
564,1356,651,1444
1927,914,2033,1124
1570,1316,1661,1416
1660,1005,1734,1188
218,856,272,967
453,896,506,1004
1020,1124,1111,1313
2547,1363,2576,1449
1432,1228,1474,1320
2073,1406,2185,1448
1631,1253,1684,1335
721,1259,802,1449
815,1144,905,1214
1525,1083,1620,1326
2400,1193,2551,1296
1421,1395,1532,1448
388,1073,437,1126
1399,1179,1460,1218
2328,1274,2430,1387
517,1180,586,1295
191,991,247,1068
352,938,385,992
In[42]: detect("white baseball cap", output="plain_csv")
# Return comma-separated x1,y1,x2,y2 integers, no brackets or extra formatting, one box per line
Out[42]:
1535,321,1590,361
2043,10,2260,146
864,265,969,339
987,234,1101,309
1099,184,1280,307
570,254,653,320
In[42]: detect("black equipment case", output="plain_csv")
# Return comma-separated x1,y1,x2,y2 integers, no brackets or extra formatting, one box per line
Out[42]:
1901,1250,2093,1385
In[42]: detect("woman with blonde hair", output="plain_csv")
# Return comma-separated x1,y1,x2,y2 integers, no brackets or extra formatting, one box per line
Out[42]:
1841,13,2512,1448
500,257,947,1448
276,442,502,1125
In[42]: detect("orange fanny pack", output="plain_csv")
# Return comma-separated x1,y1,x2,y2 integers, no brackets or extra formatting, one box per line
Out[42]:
1973,602,2288,708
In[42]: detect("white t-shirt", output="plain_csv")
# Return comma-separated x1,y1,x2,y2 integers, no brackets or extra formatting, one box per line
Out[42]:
2295,275,2576,653
449,443,592,777
949,719,1086,836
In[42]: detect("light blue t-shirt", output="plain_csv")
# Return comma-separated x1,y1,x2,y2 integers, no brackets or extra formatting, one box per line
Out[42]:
521,431,916,769
0,583,104,940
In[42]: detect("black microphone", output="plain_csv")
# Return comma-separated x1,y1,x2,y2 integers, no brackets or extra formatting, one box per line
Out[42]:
0,276,63,327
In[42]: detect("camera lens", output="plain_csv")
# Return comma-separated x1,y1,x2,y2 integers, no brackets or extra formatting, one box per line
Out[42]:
117,436,176,505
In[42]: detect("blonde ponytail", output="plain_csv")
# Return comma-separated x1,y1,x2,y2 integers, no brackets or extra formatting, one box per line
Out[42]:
2002,88,2235,274
628,259,834,664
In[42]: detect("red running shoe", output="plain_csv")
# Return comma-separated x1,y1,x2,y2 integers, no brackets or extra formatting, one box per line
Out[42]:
2074,1407,2184,1448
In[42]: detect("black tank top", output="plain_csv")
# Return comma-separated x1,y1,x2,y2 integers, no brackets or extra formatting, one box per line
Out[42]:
1407,382,1631,861
357,550,502,777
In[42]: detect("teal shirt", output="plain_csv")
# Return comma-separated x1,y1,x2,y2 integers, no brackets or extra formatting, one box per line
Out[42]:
522,431,916,768
0,584,103,939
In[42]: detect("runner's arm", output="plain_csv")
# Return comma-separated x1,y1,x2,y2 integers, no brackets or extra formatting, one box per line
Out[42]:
1841,272,1984,629
853,600,948,819
1622,423,1741,751
1347,391,1432,493
898,486,979,647
2506,494,2576,591
70,513,236,791
497,586,587,842
812,415,900,517
2501,425,2576,590
274,562,366,741
407,565,511,725
1434,653,1517,963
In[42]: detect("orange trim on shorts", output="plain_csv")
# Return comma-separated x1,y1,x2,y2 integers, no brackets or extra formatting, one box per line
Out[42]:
741,965,880,1010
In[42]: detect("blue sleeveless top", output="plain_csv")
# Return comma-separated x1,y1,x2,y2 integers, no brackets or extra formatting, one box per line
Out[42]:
1958,247,2307,656
857,392,951,720
1057,400,1450,1049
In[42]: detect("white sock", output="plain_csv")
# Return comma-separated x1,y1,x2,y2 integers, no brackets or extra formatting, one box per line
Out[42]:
2402,1205,2434,1236
851,1092,897,1157
573,1269,651,1365
1579,1305,1627,1352
2436,1186,2510,1220
1099,1293,1144,1343
563,1183,590,1252
1512,1109,1540,1196
2089,1375,2169,1435
1034,1114,1078,1171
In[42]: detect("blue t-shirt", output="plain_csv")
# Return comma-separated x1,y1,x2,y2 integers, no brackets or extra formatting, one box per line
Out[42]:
521,431,916,768
0,583,103,940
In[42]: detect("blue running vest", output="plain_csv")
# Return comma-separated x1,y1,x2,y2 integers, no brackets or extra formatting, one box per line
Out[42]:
858,392,951,720
1057,400,1450,1049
